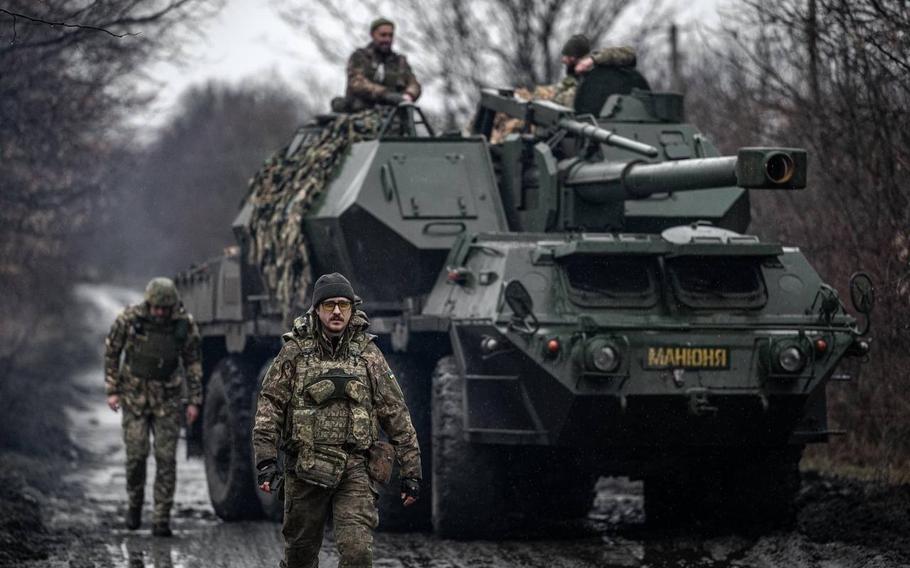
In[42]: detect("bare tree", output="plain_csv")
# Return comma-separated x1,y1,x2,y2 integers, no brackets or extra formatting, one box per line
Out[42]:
681,0,910,476
0,0,221,376
276,0,669,127
83,81,314,278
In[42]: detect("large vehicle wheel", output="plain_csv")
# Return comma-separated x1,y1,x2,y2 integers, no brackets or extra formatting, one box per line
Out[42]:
432,355,506,538
431,355,595,538
644,448,801,530
252,359,284,522
203,356,261,520
376,352,433,532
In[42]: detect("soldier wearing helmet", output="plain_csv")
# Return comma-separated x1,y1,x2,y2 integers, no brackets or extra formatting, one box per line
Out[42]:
104,277,203,537
553,33,640,108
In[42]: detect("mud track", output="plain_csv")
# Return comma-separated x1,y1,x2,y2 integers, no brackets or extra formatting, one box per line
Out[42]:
7,283,910,568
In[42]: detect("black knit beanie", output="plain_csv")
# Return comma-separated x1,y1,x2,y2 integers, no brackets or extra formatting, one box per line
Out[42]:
562,34,592,58
312,273,356,307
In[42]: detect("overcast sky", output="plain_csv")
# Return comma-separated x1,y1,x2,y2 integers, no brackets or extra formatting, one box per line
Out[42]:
140,0,724,127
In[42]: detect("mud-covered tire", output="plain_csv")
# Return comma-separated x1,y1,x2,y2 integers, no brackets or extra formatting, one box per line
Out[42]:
432,355,504,538
376,352,433,532
431,356,595,538
203,356,261,520
251,359,284,522
645,448,801,530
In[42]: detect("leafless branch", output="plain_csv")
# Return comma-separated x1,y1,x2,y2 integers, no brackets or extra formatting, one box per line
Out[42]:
0,8,138,40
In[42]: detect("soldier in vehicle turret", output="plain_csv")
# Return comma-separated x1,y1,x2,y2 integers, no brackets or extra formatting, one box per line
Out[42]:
254,272,421,568
104,277,203,537
338,17,421,112
554,33,648,108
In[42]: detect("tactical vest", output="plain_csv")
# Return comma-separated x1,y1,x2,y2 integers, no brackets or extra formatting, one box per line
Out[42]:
288,332,380,470
125,316,188,380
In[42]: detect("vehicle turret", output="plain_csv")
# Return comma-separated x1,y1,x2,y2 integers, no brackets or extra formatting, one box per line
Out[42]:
473,89,807,232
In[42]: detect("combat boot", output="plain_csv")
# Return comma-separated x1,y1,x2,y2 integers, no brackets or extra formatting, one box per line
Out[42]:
125,505,141,530
152,521,173,537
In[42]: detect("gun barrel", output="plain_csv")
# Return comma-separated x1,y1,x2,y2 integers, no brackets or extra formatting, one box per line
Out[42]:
558,118,660,158
566,148,807,203
624,157,738,195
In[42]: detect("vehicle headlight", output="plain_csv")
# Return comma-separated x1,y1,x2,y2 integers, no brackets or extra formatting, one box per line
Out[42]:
589,342,620,373
778,346,805,373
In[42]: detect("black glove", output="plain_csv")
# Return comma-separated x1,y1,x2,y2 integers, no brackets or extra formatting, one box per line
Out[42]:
257,459,278,486
382,91,405,105
400,477,420,501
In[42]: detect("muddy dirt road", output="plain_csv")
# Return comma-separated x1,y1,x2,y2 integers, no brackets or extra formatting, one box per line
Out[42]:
19,284,910,567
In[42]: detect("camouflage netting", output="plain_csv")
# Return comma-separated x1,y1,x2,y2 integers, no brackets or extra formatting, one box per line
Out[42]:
244,109,385,322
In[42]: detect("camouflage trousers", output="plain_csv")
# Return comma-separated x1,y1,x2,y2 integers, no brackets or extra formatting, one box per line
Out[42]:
281,453,379,568
122,408,181,523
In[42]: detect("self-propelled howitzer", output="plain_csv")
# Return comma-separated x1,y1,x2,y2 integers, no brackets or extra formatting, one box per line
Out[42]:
175,69,872,538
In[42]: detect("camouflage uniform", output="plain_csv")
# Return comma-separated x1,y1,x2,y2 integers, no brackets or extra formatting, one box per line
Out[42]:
553,46,637,107
345,44,421,108
253,310,421,568
104,302,203,524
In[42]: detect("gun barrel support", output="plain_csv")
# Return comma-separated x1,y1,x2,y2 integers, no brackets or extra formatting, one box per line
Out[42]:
558,119,660,158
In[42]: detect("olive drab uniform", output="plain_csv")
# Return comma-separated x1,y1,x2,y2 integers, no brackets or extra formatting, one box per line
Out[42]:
253,310,421,568
104,303,203,524
345,44,421,109
553,46,638,108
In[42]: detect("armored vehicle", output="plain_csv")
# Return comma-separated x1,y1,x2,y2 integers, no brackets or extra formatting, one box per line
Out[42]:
176,67,873,535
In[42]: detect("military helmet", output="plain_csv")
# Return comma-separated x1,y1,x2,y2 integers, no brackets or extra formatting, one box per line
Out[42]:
145,277,180,307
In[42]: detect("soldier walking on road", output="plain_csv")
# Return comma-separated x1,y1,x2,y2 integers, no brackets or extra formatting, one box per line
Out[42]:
342,17,421,111
254,272,421,568
104,277,203,537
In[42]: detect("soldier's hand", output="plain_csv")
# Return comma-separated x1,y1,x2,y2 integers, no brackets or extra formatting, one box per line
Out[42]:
400,477,420,507
257,459,278,493
402,93,414,103
574,56,595,74
382,92,405,105
186,404,200,425
107,395,121,412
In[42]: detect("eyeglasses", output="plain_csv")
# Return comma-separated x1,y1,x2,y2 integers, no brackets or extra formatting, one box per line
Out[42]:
319,300,353,313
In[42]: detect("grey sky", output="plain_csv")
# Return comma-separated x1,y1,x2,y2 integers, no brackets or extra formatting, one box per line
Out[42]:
141,0,724,126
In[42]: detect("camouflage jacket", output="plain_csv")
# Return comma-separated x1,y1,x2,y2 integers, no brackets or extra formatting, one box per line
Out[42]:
553,46,637,107
345,43,421,105
104,303,203,415
253,310,422,480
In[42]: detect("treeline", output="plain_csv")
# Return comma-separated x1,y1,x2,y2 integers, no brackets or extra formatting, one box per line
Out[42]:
680,0,910,477
83,82,310,278
0,0,217,384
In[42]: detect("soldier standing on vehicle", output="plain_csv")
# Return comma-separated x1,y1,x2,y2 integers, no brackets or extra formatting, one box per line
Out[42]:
343,17,421,110
554,33,640,107
104,277,203,537
253,272,421,568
